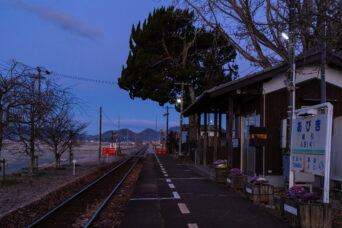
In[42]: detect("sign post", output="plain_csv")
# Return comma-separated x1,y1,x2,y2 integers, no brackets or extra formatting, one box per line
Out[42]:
72,160,76,176
289,103,333,203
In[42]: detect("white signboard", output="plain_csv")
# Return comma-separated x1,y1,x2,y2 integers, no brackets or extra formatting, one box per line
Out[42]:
289,102,333,203
290,114,328,175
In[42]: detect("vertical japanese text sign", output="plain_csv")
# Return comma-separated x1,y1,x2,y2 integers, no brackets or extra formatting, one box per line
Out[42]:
290,102,333,203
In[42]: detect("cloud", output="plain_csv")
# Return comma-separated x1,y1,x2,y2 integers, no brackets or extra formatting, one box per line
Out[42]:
17,1,101,39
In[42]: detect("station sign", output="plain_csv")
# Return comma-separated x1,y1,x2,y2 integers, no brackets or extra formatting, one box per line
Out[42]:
290,110,331,176
289,102,333,203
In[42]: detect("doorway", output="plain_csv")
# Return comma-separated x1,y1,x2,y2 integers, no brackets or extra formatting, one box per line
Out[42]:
240,113,260,176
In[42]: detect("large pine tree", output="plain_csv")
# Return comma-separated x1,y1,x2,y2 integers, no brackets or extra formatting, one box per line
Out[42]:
118,6,238,108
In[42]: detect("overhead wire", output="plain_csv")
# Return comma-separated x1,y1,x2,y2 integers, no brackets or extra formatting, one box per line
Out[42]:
0,58,116,86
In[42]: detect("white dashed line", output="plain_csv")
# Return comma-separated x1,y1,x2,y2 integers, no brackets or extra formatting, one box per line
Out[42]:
178,203,190,214
173,191,180,199
168,183,175,189
164,174,168,177
166,178,171,182
188,223,199,228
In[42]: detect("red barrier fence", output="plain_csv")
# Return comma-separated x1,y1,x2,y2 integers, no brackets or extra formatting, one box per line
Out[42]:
102,148,117,155
156,148,166,154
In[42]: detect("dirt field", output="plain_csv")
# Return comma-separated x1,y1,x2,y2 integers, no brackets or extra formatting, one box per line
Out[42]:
1,140,135,173
0,141,138,218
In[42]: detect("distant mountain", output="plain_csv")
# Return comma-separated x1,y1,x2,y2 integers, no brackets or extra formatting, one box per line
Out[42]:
137,128,160,141
85,127,174,142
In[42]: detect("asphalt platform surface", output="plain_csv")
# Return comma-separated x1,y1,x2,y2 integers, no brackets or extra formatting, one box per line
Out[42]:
120,153,290,228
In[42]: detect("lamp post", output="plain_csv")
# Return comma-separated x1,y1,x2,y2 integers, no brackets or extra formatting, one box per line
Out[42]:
177,97,183,155
282,0,296,188
174,81,191,156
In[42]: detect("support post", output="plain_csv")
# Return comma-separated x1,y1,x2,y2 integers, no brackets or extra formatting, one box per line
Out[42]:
214,112,218,162
219,114,222,137
98,106,102,161
287,0,296,188
226,97,234,168
164,106,170,153
1,159,5,181
197,113,201,165
203,113,207,166
320,7,326,104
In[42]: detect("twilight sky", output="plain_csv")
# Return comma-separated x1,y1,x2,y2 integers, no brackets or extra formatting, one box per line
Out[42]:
0,0,251,134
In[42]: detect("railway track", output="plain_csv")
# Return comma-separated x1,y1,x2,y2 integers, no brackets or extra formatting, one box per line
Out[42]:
27,146,147,228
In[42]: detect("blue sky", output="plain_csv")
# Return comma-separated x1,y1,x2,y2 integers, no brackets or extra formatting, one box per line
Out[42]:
0,0,251,134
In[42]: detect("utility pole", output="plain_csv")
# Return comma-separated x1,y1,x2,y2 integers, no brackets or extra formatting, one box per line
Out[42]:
98,106,102,160
164,106,171,153
164,106,170,137
118,115,121,152
111,130,114,144
287,0,296,188
155,115,158,141
36,67,49,157
175,82,191,156
321,2,327,104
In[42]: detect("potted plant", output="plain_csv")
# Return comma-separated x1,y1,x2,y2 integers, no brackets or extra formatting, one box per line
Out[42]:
245,176,274,205
226,168,247,192
282,186,332,227
214,160,228,184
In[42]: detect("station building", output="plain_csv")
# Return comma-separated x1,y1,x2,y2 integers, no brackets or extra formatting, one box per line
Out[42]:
183,50,342,187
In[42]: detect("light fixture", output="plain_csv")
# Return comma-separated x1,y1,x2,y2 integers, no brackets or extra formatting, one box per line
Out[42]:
281,32,289,40
177,98,182,104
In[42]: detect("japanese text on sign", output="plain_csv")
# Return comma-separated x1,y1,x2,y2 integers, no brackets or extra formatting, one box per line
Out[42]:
291,114,327,175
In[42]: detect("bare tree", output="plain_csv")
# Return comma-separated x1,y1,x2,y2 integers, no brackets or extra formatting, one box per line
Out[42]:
0,61,30,158
10,76,58,173
40,87,87,168
181,0,342,68
66,120,88,166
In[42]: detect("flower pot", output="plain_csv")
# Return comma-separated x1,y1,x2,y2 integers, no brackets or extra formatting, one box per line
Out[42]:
283,198,332,228
226,174,247,192
215,168,228,184
245,183,274,205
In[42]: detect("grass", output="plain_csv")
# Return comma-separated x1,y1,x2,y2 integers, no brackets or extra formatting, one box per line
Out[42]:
0,178,18,186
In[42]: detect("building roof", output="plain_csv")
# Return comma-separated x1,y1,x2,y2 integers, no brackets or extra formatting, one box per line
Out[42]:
183,50,342,116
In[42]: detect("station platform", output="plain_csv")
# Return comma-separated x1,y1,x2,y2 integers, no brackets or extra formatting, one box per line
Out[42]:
120,154,290,228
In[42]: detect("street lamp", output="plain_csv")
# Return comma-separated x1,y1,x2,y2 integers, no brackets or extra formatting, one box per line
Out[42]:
177,97,183,155
281,32,289,40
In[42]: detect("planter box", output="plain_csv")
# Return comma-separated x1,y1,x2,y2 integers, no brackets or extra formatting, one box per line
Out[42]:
178,155,189,164
283,198,332,228
215,168,228,184
245,183,274,205
226,174,247,192
274,195,284,218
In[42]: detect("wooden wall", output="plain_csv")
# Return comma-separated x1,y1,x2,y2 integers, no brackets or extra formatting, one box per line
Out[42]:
265,78,342,175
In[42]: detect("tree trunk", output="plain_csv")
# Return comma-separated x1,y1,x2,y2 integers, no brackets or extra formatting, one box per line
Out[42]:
54,146,59,168
0,108,3,158
187,86,198,146
69,146,73,166
29,119,35,174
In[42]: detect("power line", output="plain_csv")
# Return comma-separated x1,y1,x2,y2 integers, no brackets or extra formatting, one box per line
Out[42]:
0,58,116,85
51,71,116,85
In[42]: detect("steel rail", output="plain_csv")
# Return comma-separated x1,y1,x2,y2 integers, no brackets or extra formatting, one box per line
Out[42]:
27,146,147,228
84,148,145,227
